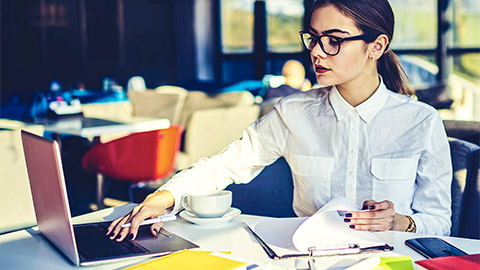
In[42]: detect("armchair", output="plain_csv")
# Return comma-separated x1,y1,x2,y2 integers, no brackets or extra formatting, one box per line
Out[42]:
175,91,260,170
82,125,183,208
0,119,44,233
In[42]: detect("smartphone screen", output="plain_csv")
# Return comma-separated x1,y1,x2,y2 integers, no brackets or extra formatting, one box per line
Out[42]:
405,237,468,259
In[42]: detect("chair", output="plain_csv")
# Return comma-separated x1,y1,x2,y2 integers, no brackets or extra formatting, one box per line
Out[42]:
225,157,296,217
128,87,187,125
444,120,480,146
449,138,480,239
176,91,260,170
82,125,184,209
0,120,44,233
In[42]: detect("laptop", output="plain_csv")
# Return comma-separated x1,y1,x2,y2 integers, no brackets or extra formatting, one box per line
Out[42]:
21,130,198,266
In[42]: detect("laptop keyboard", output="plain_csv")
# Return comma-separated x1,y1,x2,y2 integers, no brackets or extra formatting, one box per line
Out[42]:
74,223,148,261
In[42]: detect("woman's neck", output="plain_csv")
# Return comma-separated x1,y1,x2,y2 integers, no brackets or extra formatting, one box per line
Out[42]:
336,72,380,107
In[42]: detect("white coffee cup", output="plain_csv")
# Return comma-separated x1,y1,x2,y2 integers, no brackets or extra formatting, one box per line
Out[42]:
181,190,232,218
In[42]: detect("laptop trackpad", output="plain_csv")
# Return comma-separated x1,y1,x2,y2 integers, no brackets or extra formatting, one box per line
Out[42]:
134,227,198,252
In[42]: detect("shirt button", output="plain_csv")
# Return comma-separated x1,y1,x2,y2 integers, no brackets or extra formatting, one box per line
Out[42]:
347,193,354,200
349,149,355,154
348,171,354,177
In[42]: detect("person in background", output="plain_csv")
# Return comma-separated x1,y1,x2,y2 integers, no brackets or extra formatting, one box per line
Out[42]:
264,60,312,100
107,0,452,241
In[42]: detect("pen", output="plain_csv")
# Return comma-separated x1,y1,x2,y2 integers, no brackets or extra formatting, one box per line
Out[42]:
121,214,177,228
308,258,316,270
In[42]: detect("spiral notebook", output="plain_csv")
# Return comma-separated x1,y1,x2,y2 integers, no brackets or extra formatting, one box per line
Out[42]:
244,197,393,259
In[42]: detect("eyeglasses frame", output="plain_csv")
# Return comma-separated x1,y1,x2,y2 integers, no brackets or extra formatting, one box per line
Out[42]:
299,31,377,56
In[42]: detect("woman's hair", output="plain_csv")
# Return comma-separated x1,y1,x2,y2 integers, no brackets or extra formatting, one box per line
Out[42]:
310,0,415,96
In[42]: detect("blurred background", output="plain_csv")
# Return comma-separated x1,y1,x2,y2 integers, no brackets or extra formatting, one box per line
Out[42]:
1,0,479,120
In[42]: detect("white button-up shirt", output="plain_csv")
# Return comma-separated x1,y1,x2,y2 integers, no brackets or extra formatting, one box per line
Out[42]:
160,80,452,236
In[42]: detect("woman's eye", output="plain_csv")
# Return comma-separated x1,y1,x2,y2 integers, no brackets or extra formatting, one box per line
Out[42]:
328,38,340,46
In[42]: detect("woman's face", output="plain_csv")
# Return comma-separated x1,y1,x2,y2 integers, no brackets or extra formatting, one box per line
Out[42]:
309,5,372,87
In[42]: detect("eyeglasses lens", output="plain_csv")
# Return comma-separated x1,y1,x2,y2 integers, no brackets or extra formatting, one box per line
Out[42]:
302,33,340,55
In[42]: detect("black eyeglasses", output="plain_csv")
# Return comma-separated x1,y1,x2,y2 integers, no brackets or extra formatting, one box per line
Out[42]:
299,31,376,56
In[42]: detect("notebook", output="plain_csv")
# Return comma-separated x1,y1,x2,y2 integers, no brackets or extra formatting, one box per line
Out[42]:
21,130,198,266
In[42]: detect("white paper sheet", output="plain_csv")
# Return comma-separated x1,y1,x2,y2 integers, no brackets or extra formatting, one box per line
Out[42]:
292,197,385,252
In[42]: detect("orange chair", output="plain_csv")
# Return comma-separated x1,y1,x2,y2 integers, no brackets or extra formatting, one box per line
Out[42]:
82,125,184,208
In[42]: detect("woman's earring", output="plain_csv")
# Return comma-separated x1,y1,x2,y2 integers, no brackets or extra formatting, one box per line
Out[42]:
370,56,375,62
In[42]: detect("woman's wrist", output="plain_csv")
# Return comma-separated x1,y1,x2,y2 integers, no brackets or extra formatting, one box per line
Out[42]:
393,214,416,232
146,190,175,210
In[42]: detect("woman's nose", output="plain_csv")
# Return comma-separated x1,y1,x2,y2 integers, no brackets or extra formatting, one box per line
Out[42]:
311,41,328,59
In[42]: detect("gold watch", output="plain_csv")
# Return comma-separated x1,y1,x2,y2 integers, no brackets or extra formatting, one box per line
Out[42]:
405,215,416,232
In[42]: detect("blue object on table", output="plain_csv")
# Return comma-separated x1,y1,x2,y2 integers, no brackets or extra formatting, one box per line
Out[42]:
70,89,128,104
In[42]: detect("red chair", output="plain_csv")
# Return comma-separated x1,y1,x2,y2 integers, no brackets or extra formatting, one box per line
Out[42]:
82,125,184,208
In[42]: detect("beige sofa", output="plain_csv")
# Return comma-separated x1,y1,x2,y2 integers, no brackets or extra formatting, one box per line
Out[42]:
176,91,260,170
0,119,44,234
128,86,188,125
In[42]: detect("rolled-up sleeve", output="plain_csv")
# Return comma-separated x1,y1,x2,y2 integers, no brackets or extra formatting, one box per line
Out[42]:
412,113,452,235
157,108,289,214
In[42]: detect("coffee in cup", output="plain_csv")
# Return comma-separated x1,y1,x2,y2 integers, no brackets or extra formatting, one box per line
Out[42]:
181,190,232,218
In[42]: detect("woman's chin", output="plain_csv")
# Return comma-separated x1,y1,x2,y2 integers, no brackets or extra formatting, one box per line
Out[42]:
315,75,335,87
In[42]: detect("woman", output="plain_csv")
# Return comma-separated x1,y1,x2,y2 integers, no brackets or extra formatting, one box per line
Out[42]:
107,0,452,241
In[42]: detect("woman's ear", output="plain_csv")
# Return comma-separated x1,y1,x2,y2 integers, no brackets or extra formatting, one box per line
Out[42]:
369,34,389,60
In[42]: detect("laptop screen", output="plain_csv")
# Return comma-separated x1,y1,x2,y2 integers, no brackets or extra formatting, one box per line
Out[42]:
21,130,80,265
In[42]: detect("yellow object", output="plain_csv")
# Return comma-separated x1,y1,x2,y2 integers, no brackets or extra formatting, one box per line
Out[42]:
124,250,248,270
372,256,414,270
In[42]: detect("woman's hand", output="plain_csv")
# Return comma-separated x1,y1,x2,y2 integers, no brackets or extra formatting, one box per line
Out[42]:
106,190,175,241
343,200,411,232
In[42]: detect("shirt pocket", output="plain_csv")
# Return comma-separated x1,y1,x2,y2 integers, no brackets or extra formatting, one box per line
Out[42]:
371,157,419,180
290,154,335,178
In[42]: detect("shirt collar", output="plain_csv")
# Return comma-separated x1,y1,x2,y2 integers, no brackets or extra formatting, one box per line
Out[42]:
329,77,389,123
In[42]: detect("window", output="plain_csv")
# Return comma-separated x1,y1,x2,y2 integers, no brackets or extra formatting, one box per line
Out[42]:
220,0,254,53
266,0,304,52
448,0,480,89
449,0,480,48
390,0,437,49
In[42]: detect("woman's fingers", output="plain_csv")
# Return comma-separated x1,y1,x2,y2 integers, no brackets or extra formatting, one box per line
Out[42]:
106,190,175,241
150,222,164,236
344,200,396,231
109,216,130,240
127,208,159,241
361,200,377,210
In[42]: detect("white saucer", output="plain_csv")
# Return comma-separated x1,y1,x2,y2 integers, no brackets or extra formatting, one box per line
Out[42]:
179,208,241,225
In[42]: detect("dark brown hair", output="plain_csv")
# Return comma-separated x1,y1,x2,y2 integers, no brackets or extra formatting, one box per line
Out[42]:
310,0,415,96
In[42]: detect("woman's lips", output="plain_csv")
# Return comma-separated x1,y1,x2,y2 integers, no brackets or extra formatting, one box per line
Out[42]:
315,65,330,74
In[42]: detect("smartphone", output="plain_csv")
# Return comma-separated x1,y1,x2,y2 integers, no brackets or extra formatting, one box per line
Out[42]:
405,237,468,259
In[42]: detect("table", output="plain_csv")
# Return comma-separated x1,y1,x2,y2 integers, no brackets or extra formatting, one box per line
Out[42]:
34,116,170,143
1,204,479,269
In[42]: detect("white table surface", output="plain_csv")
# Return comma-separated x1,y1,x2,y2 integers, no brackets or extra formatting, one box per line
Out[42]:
1,204,479,269
35,117,170,138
